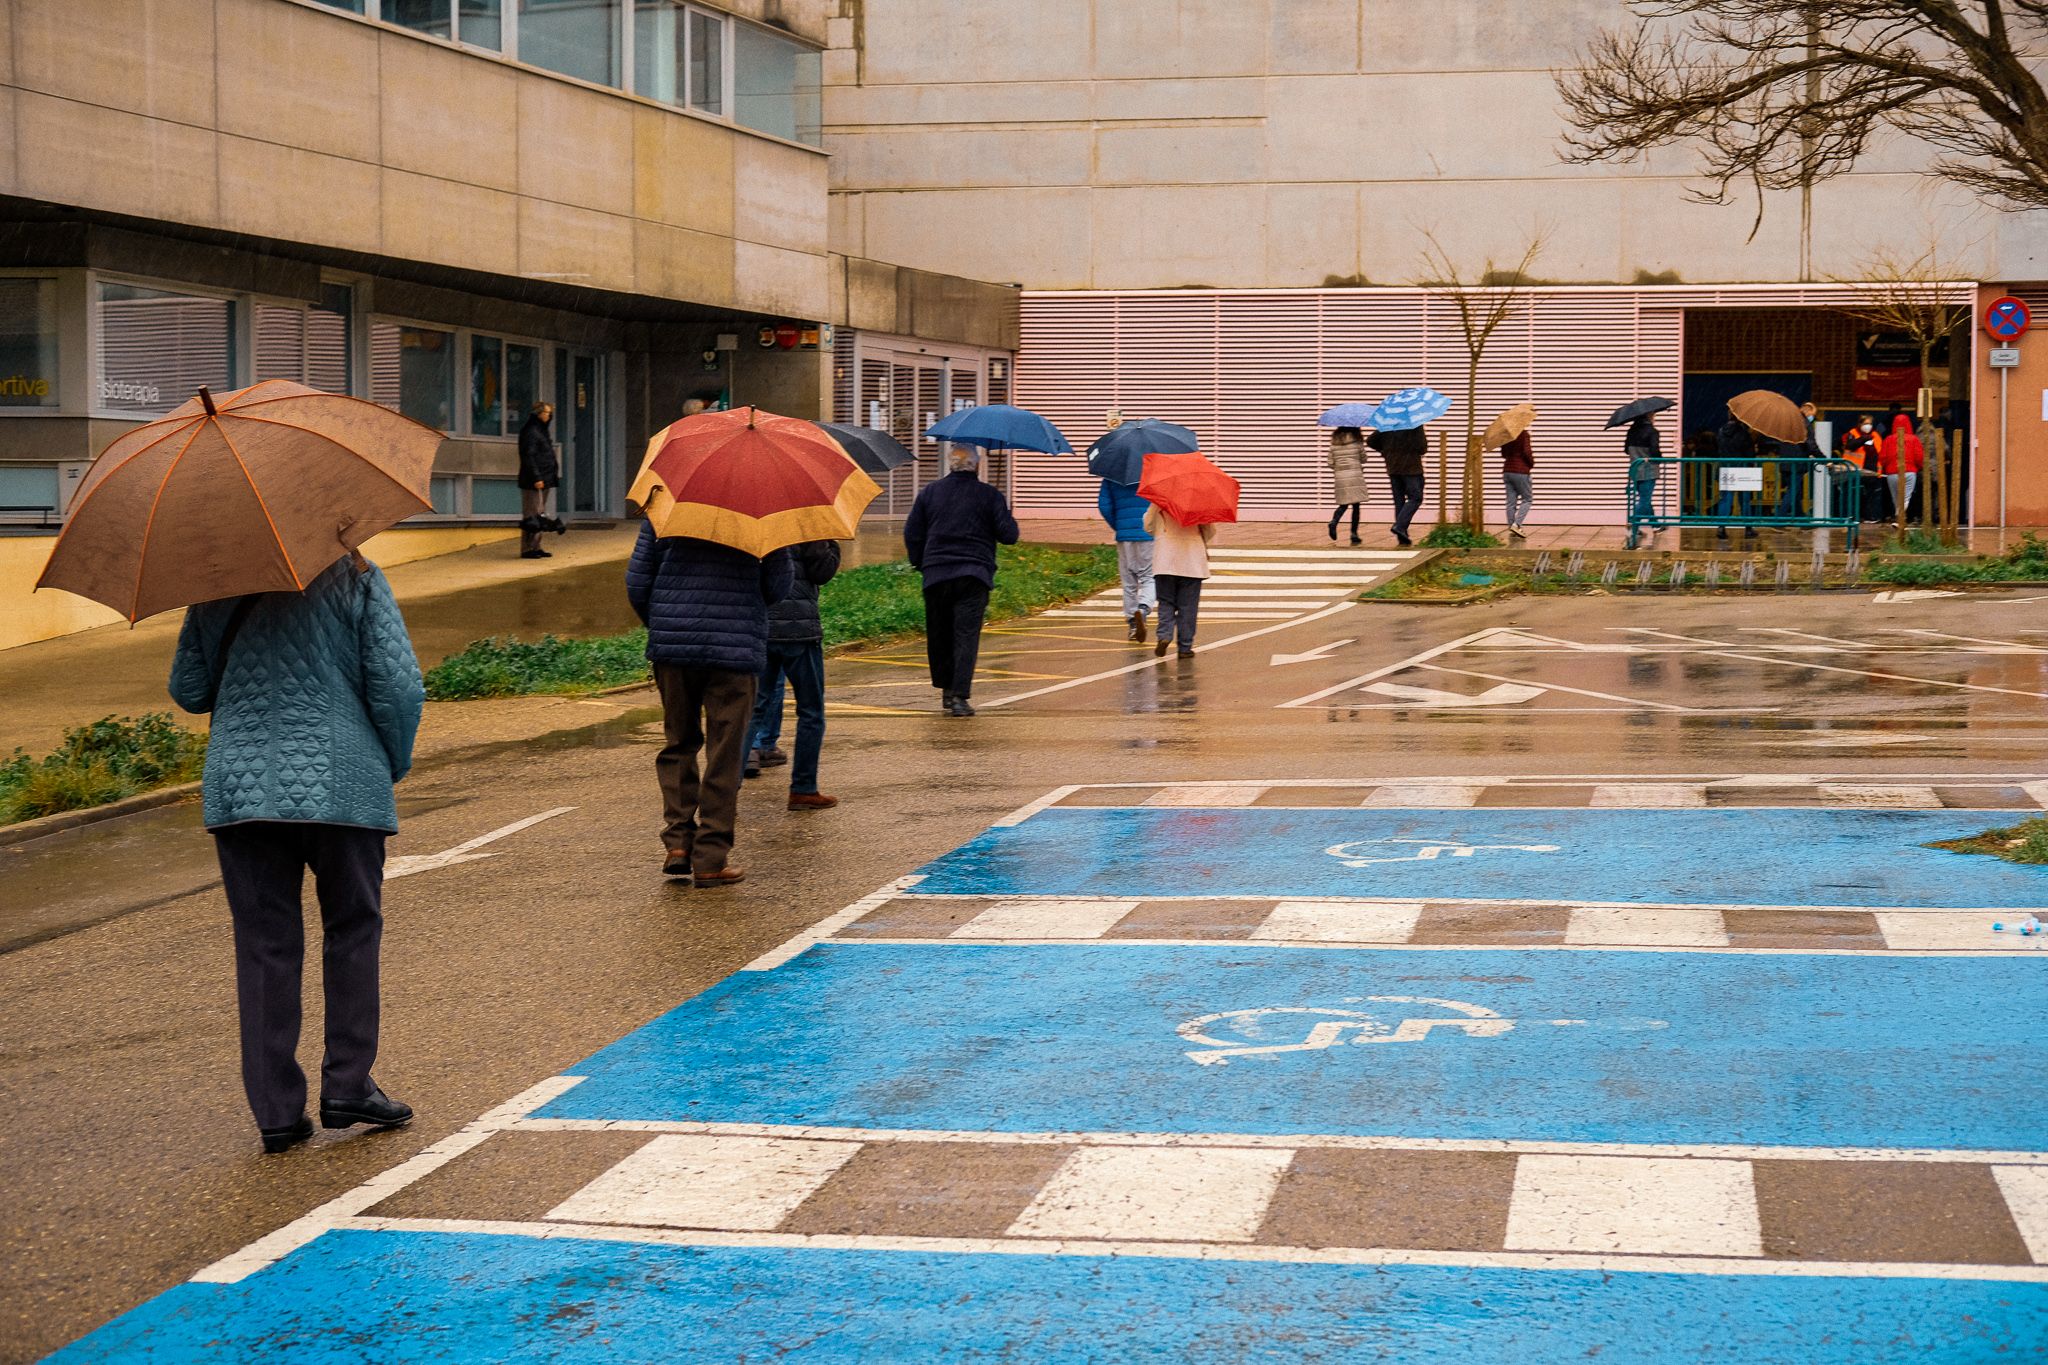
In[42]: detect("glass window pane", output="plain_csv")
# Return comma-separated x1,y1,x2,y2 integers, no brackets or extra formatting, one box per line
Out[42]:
689,8,722,114
0,278,60,409
517,0,621,87
459,0,503,48
387,0,453,40
470,334,504,435
733,22,820,145
430,475,461,515
634,0,683,104
96,283,235,417
506,343,540,421
369,321,454,430
471,476,524,515
315,0,368,12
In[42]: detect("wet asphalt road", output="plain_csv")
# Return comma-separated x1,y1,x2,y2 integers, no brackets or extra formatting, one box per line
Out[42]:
3,579,2047,1359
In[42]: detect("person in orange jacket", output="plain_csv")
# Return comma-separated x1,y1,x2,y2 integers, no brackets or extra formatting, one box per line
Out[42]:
1877,413,1926,521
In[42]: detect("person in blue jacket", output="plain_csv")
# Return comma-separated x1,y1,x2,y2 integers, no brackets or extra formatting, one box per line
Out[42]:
1098,476,1154,642
169,552,424,1155
903,448,1020,716
627,526,794,887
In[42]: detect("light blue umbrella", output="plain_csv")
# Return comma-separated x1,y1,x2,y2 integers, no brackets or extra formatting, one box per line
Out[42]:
1316,403,1378,428
1366,387,1452,431
925,404,1073,454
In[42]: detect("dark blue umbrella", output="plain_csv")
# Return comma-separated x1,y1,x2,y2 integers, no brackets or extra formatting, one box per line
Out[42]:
1605,396,1675,429
1085,419,1200,485
1365,387,1452,431
925,404,1072,454
815,421,913,477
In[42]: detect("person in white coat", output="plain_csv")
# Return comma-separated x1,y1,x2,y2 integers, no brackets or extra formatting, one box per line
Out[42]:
1144,505,1215,658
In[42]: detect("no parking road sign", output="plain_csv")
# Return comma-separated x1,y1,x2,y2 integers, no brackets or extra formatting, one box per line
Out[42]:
1984,294,2031,340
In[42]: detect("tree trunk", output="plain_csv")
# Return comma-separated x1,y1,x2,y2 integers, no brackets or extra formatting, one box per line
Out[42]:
1463,356,1483,531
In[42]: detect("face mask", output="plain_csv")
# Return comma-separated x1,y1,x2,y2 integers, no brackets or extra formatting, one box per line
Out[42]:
1861,423,1873,432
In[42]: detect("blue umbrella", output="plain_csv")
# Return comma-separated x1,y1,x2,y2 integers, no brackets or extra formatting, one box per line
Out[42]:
1085,419,1199,485
925,404,1072,454
1316,403,1378,428
1366,387,1452,431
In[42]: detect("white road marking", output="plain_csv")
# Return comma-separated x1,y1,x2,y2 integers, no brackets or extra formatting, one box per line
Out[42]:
1872,913,2011,951
1416,666,1707,713
1591,783,1707,807
955,900,1138,939
384,807,575,880
1992,1167,2048,1262
190,1073,587,1284
1362,783,1484,807
1872,589,1963,603
334,1215,2048,1281
1279,628,1501,709
1566,906,1728,948
1773,733,1934,748
1007,1146,1293,1243
1506,1155,1762,1257
1816,783,1944,808
1253,901,1423,942
1270,640,1354,665
741,876,925,972
1362,680,1547,707
548,1134,857,1232
1142,783,1270,806
846,936,2037,958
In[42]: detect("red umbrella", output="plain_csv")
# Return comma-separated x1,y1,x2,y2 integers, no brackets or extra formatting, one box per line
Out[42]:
627,406,879,556
1138,451,1239,527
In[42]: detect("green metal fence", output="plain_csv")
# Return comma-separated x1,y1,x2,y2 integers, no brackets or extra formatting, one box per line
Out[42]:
1627,457,1862,547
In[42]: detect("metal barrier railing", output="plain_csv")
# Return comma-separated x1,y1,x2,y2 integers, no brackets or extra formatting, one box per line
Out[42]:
1627,456,1863,545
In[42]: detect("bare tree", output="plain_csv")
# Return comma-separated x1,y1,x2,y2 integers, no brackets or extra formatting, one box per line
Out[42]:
1558,2,2048,230
1418,230,1548,532
1830,244,1971,541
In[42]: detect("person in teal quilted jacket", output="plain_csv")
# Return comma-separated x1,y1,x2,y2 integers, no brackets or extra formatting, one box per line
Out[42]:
170,553,425,1154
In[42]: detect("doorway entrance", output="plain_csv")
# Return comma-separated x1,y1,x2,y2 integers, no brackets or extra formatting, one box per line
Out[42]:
555,349,606,516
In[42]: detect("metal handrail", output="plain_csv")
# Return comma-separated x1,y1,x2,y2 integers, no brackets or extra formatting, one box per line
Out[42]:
1627,456,1863,538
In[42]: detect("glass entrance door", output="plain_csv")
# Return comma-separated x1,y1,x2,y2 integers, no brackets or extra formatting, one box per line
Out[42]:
555,350,606,514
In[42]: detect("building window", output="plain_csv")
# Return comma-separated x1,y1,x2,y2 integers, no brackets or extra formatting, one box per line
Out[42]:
633,0,722,113
733,21,820,146
386,0,504,50
0,277,59,409
95,282,236,417
468,334,541,436
370,321,455,430
688,6,722,114
518,0,621,87
253,283,354,395
471,476,525,515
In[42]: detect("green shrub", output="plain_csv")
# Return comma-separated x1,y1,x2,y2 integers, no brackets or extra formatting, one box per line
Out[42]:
0,713,207,825
1866,532,2048,585
1420,524,1503,549
1929,817,2048,866
424,630,654,701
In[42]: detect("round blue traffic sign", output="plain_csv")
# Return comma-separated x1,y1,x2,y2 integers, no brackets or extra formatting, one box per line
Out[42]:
1984,295,2031,340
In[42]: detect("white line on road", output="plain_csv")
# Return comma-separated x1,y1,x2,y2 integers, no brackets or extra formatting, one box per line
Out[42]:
1271,640,1354,665
740,876,926,972
384,808,576,881
1277,628,1504,709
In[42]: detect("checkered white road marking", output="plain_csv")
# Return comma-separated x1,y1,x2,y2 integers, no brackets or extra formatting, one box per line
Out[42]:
1256,901,1425,942
957,900,1140,939
1007,1146,1295,1243
547,1135,857,1231
1505,1154,1764,1257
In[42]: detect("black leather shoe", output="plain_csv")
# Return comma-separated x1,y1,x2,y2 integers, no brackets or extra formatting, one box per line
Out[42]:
947,696,976,717
662,848,692,877
320,1088,413,1131
260,1115,314,1154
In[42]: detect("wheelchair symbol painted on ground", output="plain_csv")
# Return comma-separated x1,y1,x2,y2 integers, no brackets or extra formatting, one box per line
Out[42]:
1325,838,1561,868
1179,998,1665,1066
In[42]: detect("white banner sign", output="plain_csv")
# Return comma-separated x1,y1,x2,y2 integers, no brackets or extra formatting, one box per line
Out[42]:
1717,467,1764,492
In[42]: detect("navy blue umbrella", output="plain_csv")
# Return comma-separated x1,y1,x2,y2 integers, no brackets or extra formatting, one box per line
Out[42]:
925,404,1073,454
1605,396,1675,429
815,421,913,477
1085,419,1200,485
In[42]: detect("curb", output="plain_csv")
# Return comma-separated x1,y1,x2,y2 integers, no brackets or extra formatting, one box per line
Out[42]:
0,781,201,848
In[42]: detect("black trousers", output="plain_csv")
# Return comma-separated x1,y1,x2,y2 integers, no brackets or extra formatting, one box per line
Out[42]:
923,578,991,697
213,822,387,1131
1389,475,1426,537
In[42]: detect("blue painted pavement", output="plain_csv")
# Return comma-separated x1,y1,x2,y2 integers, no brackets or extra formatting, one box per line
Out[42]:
55,1229,2048,1364
908,806,2048,906
537,943,2041,1150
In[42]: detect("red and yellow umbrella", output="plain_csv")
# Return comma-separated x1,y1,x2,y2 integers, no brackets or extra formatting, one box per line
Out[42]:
1137,451,1240,527
628,407,880,556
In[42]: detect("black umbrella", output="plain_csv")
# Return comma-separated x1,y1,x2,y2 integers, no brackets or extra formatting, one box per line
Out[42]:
1085,419,1200,486
1605,396,1675,429
816,422,914,477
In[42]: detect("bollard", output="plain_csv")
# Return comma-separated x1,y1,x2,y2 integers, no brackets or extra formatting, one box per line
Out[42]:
1844,549,1861,583
1739,560,1756,589
1704,559,1722,587
1775,560,1791,590
1532,550,1553,578
1635,560,1654,588
1600,561,1619,586
1566,550,1586,578
1669,560,1688,587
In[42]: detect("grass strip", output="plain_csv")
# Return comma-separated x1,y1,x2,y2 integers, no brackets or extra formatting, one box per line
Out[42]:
1864,532,2048,585
1,713,207,826
1928,817,2048,866
425,542,1118,701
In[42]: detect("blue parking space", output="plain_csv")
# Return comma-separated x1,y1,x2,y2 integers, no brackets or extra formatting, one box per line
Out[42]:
910,807,2048,906
538,941,2038,1149
56,1229,2048,1365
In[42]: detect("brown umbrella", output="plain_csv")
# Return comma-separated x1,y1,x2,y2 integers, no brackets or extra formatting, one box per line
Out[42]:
1727,390,1808,445
38,380,443,622
1481,402,1537,451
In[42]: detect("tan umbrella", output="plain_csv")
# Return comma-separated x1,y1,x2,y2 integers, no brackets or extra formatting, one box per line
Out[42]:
1481,402,1537,451
38,380,443,622
1727,390,1808,445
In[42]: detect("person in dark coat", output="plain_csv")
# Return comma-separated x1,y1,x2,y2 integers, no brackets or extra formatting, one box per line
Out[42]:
903,449,1020,717
1498,430,1534,539
1714,414,1759,539
517,402,562,559
746,538,841,810
1367,426,1428,546
168,553,425,1154
626,526,794,885
1624,414,1663,549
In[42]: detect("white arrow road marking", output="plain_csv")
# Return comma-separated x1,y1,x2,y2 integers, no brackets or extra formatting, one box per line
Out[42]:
1270,639,1355,666
1772,733,1934,748
1363,681,1546,707
385,807,576,881
1871,590,1962,603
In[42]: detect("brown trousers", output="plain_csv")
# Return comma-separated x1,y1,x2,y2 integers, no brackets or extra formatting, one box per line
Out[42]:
654,664,756,871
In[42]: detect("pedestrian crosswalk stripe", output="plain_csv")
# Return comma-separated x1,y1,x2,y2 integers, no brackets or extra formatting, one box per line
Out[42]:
1504,1154,1762,1257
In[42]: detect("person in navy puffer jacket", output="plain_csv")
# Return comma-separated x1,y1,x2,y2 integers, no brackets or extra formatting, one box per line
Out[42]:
1097,478,1154,642
904,448,1020,716
627,524,794,886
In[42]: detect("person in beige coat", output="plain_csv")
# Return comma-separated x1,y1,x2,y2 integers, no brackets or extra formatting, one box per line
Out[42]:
1326,427,1369,544
1144,505,1215,658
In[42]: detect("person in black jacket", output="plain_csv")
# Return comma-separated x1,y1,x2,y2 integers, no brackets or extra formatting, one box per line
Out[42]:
626,526,794,886
518,402,562,559
1367,426,1429,546
903,449,1020,717
1714,415,1760,540
746,538,841,809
